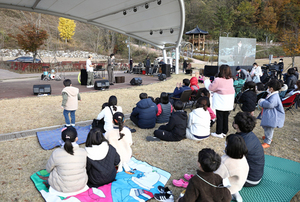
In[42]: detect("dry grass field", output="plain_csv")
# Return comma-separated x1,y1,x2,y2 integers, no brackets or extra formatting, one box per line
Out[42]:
0,57,299,201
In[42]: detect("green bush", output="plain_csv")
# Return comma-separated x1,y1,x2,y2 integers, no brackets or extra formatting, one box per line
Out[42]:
256,45,286,59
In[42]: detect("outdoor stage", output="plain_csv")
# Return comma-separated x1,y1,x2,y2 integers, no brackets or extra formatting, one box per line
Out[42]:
0,70,166,99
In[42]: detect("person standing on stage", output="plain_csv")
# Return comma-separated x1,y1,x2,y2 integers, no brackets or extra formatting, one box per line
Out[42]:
86,54,96,88
129,58,133,72
107,54,115,85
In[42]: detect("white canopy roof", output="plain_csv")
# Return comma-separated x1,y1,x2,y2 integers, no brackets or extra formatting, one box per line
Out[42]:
0,0,185,49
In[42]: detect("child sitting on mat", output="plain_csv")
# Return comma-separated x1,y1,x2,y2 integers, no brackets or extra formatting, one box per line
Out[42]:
146,100,187,142
105,112,133,173
238,81,257,116
85,128,120,187
61,79,81,127
173,148,231,202
46,126,88,193
215,134,249,202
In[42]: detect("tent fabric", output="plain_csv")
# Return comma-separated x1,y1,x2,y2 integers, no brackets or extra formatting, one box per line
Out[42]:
185,25,208,35
0,0,185,49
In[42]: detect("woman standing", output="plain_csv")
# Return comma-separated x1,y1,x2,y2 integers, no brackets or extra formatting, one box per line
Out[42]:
204,65,235,138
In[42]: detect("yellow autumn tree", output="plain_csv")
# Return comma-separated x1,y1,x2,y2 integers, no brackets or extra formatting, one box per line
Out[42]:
281,29,300,67
57,17,76,43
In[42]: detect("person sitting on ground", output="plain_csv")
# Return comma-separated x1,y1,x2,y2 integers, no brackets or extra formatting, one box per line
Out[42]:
285,68,297,92
186,97,211,141
46,127,88,193
250,62,263,83
85,128,120,188
215,134,249,202
258,79,285,149
106,112,133,173
232,112,265,187
130,93,158,129
172,78,191,99
190,77,200,94
238,81,257,116
61,79,81,127
173,148,231,202
278,79,288,99
197,88,216,127
96,95,122,133
236,66,252,82
146,100,187,142
156,92,173,123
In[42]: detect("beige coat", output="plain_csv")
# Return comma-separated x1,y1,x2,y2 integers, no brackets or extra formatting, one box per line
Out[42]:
46,144,88,193
62,86,80,111
215,154,249,194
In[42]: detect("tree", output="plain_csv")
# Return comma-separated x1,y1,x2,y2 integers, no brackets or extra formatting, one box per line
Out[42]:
213,6,235,36
281,29,300,66
57,17,76,43
9,23,48,62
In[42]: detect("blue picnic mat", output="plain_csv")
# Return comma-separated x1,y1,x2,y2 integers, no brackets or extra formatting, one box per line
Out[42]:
36,125,91,150
239,155,300,202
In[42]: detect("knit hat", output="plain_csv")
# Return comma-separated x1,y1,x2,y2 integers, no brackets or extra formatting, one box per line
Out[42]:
236,66,241,71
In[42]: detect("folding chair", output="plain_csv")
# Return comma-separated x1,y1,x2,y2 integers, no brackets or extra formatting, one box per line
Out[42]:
171,90,193,110
282,92,300,115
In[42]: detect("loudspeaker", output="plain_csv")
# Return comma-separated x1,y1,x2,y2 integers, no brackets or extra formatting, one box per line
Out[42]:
94,80,110,90
33,84,51,95
130,77,142,85
158,74,166,81
80,69,87,85
204,65,219,77
161,64,171,77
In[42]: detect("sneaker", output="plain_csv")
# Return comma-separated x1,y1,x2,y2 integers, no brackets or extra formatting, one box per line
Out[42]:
71,124,75,127
130,128,136,133
154,192,174,202
110,83,114,85
262,143,270,149
86,85,93,88
172,179,188,188
146,136,161,141
157,186,172,194
232,192,243,202
211,132,224,138
262,136,273,142
184,174,194,181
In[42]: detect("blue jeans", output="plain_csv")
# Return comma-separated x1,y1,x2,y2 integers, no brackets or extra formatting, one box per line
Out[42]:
63,110,76,125
262,126,274,144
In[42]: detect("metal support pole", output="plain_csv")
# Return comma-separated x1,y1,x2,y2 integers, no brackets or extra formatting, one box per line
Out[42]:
163,49,167,63
175,47,179,74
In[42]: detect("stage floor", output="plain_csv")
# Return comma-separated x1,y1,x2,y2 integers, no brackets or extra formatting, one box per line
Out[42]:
0,71,167,99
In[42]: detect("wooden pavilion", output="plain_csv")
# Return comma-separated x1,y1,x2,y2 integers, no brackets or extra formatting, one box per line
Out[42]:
185,26,208,50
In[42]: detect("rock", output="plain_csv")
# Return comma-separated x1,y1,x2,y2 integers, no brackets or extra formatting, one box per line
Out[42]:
293,138,298,142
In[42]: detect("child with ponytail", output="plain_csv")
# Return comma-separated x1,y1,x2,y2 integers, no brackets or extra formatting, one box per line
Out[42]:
105,112,133,173
96,95,122,133
46,126,88,193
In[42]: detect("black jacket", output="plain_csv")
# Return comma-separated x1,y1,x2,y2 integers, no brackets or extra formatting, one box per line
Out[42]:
86,145,120,188
238,131,265,181
239,90,257,112
131,98,158,129
285,74,297,90
165,110,188,140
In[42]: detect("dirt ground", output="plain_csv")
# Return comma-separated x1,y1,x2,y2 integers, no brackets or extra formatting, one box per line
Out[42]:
0,57,299,201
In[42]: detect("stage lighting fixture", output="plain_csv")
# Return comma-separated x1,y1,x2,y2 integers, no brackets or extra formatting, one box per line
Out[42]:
170,28,174,34
160,29,163,34
123,10,127,15
150,30,153,35
157,0,162,5
133,7,137,12
145,3,149,9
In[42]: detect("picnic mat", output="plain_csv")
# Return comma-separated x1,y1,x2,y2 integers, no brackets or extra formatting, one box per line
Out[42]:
31,157,171,202
239,155,300,202
36,125,91,150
